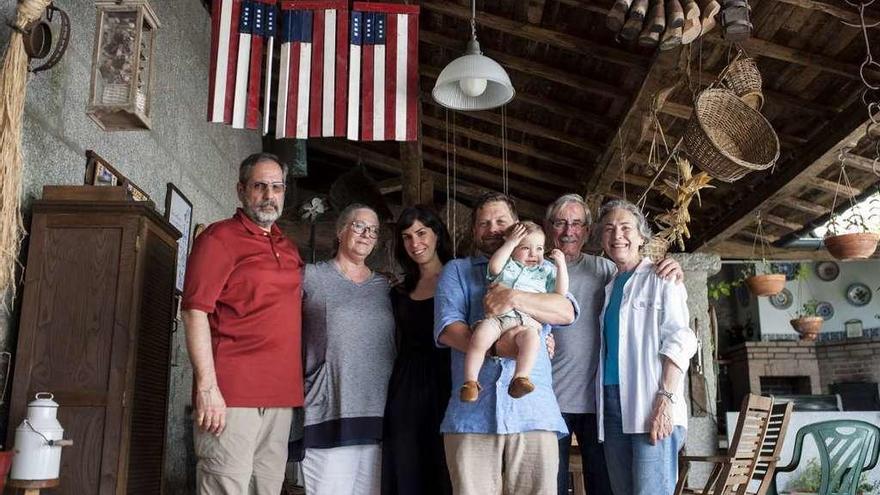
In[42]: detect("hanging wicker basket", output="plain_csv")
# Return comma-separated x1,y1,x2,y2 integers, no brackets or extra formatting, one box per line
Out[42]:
641,236,670,263
744,273,785,297
720,57,764,110
683,89,780,183
824,232,880,260
789,316,823,341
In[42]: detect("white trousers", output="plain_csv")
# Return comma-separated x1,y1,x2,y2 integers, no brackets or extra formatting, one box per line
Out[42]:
301,444,382,495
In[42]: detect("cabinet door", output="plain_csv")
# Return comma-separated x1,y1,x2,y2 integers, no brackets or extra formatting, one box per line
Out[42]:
9,213,140,494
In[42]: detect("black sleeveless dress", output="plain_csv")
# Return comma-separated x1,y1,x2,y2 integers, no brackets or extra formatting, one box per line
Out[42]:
381,290,453,495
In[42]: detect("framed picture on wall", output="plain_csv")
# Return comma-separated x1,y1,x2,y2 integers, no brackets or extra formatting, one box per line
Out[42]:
85,150,124,186
165,183,193,294
845,319,864,339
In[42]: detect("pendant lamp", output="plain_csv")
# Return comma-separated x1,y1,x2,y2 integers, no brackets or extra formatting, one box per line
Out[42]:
432,0,515,111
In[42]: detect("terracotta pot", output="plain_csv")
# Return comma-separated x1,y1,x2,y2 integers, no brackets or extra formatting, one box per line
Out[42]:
744,274,786,297
824,232,880,260
790,316,823,341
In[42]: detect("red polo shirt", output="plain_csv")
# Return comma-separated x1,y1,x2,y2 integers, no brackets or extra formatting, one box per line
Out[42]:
182,209,303,407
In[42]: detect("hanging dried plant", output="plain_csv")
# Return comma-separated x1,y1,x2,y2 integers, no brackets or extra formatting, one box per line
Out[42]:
0,0,53,307
654,155,714,250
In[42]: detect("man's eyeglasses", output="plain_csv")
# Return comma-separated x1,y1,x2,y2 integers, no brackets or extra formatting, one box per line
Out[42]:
350,220,380,238
247,181,286,194
551,219,587,230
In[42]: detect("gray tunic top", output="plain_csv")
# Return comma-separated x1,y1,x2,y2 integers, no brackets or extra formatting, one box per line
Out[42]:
301,261,395,448
551,253,615,414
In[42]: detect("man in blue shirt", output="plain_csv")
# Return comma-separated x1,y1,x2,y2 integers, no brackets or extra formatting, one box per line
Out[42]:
434,192,578,495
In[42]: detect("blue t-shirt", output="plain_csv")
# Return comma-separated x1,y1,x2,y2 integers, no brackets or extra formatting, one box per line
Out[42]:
603,270,634,386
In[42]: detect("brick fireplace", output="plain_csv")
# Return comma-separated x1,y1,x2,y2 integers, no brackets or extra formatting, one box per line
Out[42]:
722,337,880,409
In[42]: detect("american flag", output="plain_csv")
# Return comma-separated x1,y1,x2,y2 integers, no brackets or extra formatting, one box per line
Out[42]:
348,2,419,142
208,0,277,131
275,1,349,139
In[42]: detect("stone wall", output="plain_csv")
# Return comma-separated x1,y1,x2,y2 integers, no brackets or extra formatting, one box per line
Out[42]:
672,253,721,487
0,1,261,492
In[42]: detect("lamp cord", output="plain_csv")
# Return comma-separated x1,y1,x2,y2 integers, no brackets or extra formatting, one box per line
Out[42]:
470,0,477,40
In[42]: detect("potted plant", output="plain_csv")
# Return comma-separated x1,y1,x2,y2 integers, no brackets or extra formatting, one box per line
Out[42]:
824,212,880,260
743,261,786,297
785,458,880,494
822,166,879,260
789,299,823,341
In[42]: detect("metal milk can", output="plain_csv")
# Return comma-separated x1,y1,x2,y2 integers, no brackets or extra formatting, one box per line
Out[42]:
10,392,73,480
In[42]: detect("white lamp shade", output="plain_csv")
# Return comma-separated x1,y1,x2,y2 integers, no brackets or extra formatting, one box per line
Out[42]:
432,52,515,111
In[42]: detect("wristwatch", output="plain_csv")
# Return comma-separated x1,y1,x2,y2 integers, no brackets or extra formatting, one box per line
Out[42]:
656,388,675,403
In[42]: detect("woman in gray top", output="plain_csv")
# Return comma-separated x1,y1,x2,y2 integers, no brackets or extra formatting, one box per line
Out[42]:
300,203,396,495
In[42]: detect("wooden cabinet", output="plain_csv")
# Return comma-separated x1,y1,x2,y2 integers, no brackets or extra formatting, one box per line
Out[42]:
7,198,180,494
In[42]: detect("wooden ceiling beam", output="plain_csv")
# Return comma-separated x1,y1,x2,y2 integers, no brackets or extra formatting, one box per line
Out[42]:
420,31,629,100
422,136,570,187
689,104,868,249
705,239,837,260
419,0,650,68
705,34,880,82
763,213,804,232
308,140,402,174
841,152,880,174
308,139,548,219
738,230,781,244
421,95,603,155
787,197,830,216
421,154,548,219
421,114,585,171
588,50,688,208
420,152,547,199
555,0,607,15
809,176,862,197
377,178,403,195
421,65,615,131
767,0,880,26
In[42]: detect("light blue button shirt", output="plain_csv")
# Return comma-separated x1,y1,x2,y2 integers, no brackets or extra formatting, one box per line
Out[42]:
434,256,578,438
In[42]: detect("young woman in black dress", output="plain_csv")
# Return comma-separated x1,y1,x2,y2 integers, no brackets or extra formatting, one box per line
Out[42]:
382,205,453,495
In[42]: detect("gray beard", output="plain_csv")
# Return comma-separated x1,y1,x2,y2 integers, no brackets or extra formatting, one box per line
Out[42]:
244,204,281,227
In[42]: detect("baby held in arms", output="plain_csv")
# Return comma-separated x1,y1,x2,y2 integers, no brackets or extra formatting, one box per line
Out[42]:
460,221,569,402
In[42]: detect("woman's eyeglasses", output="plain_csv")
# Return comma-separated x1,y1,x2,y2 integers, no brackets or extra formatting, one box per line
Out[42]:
350,220,380,238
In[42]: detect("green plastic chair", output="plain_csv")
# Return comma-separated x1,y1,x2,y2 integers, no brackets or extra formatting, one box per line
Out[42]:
770,419,880,495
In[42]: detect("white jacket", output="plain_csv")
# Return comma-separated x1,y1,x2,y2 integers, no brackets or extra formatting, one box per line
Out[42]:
596,257,698,441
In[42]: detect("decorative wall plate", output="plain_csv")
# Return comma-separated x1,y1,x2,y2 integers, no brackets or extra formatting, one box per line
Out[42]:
815,261,839,281
769,288,792,310
846,283,872,307
772,262,799,281
816,301,834,321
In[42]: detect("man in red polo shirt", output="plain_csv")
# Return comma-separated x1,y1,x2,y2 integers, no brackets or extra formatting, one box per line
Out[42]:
182,152,304,494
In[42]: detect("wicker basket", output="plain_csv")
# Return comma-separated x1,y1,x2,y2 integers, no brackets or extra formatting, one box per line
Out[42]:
641,236,670,263
720,57,764,110
683,89,780,183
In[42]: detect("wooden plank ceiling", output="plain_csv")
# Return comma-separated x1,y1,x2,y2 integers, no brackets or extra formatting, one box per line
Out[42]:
300,0,880,257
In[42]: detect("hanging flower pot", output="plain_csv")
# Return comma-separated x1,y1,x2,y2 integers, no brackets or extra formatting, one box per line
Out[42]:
744,273,785,297
789,316,823,341
824,232,879,260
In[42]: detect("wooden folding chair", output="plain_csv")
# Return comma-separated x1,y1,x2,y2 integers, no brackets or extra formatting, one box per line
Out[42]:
750,401,794,494
675,394,774,495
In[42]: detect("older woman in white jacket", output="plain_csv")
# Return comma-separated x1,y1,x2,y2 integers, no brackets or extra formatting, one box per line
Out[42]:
593,199,698,495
